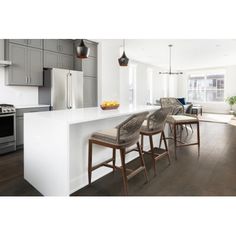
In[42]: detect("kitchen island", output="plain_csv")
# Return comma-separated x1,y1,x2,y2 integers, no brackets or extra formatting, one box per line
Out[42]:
24,105,160,196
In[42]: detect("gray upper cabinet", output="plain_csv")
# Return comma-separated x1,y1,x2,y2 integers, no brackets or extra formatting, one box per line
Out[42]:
83,77,97,107
9,39,43,49
59,40,74,55
59,54,74,70
44,39,59,52
43,51,59,68
7,43,28,85
9,39,28,46
44,39,73,55
6,43,43,86
44,51,73,70
82,57,97,77
27,39,43,49
28,47,43,86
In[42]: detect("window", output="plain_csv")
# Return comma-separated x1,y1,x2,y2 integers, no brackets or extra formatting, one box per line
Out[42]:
147,68,153,103
188,72,225,102
129,64,136,105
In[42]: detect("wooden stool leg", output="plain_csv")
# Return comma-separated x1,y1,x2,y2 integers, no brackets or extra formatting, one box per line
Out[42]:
112,148,116,172
88,140,93,185
149,135,157,176
162,131,170,165
173,124,177,160
120,148,128,195
141,134,144,152
159,132,163,148
137,141,149,183
197,122,200,156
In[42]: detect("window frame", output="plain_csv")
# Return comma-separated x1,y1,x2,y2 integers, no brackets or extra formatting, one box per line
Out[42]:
187,71,225,103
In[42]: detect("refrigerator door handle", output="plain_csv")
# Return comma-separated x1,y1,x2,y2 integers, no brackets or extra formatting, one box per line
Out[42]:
70,73,73,109
66,73,70,109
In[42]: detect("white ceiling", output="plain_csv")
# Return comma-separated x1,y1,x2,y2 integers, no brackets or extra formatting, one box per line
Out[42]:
124,39,236,70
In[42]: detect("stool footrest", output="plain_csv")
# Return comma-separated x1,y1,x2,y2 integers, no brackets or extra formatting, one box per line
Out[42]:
127,166,145,180
92,157,114,171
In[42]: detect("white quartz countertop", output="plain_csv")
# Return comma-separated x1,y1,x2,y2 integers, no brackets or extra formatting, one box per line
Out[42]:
24,105,160,125
15,104,50,109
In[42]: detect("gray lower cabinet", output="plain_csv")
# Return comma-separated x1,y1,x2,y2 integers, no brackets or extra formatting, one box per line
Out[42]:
83,77,97,107
8,39,43,49
16,116,24,146
6,43,43,86
16,106,50,148
44,51,74,70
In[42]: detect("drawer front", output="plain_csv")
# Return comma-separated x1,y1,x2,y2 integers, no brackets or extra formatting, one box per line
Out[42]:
16,107,50,117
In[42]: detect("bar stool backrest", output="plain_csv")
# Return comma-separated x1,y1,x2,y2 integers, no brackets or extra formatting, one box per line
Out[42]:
147,107,172,131
116,111,149,144
160,97,184,115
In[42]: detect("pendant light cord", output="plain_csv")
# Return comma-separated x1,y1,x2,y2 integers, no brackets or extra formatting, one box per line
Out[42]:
123,39,125,52
169,45,172,74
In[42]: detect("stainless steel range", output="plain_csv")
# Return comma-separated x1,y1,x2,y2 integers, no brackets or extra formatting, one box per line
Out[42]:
0,104,16,155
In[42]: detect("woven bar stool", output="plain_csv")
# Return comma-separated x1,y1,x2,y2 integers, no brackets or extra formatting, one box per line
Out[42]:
140,108,171,176
88,111,149,195
166,114,200,160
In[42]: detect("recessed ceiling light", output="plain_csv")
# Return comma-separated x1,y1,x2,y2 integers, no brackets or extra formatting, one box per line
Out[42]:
216,44,221,47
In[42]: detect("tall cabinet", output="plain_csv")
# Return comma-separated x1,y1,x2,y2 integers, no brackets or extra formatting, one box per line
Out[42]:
74,40,98,108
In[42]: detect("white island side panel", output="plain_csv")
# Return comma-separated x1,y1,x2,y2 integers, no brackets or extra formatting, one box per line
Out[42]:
24,115,70,196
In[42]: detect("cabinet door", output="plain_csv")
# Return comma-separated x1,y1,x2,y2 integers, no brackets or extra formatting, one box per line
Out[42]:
9,39,28,46
59,54,74,70
44,39,59,52
7,43,28,85
59,39,73,55
28,48,43,86
43,50,59,68
83,77,97,107
82,57,97,77
16,116,24,146
28,39,43,49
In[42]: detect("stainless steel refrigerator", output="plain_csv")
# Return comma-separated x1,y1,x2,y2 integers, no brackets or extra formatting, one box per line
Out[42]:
39,68,84,110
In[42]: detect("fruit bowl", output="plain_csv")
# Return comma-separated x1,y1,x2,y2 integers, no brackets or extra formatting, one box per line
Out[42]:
100,104,120,110
100,101,120,110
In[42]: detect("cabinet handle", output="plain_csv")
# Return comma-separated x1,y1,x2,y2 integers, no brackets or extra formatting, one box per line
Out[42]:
26,76,28,84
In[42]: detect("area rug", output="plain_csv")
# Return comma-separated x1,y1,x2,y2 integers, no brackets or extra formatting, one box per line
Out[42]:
198,113,234,124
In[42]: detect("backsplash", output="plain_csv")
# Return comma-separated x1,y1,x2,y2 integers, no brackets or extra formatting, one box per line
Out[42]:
0,67,38,105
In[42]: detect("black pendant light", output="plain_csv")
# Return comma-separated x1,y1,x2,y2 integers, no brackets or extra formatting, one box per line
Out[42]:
118,39,129,66
76,39,90,59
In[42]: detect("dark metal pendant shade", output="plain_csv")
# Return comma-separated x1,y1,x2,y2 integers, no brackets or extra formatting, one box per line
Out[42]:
76,39,90,59
118,51,129,66
118,39,129,66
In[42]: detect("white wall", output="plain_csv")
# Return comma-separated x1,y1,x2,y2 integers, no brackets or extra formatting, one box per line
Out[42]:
177,66,236,113
0,39,38,105
97,39,121,104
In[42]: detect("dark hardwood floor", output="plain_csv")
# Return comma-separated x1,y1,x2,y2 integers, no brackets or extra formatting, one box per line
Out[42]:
1,121,236,196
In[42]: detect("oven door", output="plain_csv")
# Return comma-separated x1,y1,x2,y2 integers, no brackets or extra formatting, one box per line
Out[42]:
0,113,16,144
